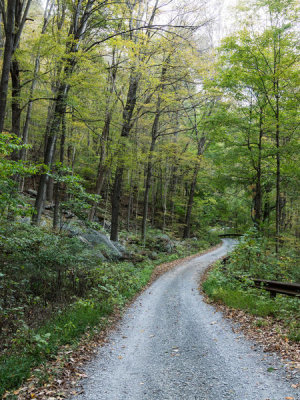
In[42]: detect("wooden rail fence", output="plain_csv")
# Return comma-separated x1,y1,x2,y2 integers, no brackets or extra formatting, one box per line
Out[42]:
220,256,300,298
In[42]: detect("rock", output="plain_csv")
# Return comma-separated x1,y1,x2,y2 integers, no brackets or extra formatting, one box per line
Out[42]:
112,241,126,254
17,216,31,224
77,235,90,245
44,202,54,210
150,251,158,260
94,250,107,261
81,229,123,259
155,233,175,253
26,189,37,197
61,222,85,237
64,212,75,219
102,220,111,232
62,222,124,260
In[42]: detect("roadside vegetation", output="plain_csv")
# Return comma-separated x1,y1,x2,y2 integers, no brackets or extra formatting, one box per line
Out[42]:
0,220,218,396
203,231,300,343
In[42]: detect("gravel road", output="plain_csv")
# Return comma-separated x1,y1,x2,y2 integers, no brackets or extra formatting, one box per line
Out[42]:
73,239,299,400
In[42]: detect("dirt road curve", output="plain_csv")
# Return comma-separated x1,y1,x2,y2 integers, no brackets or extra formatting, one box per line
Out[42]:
72,239,299,400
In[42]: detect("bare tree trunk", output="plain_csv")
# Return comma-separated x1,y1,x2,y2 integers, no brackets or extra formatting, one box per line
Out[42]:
183,136,206,239
53,110,66,230
141,58,169,241
162,172,169,233
0,13,3,58
111,166,124,240
141,136,156,242
135,176,140,235
275,38,281,253
253,108,263,228
20,1,53,161
169,166,178,228
127,171,133,231
32,0,95,225
0,0,16,133
32,85,68,225
10,58,21,138
88,113,111,221
110,74,139,241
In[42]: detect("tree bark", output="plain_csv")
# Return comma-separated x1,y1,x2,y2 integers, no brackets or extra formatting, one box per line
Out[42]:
53,111,66,230
20,1,53,161
183,136,206,239
141,136,156,243
274,36,281,253
10,58,21,138
32,0,95,225
32,84,68,225
88,111,111,221
110,74,139,241
253,107,264,228
0,0,16,134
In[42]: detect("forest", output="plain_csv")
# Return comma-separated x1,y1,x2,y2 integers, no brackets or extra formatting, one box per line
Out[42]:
0,0,299,397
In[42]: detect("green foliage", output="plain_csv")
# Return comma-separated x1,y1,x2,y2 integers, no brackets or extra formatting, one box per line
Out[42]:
203,231,300,343
0,223,218,396
0,222,100,340
225,229,300,281
50,165,101,221
0,134,38,217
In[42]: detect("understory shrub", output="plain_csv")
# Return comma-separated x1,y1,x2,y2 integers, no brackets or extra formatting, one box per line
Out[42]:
203,229,300,343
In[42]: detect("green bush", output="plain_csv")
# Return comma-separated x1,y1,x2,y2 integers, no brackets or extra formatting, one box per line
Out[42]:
0,223,219,396
203,233,300,344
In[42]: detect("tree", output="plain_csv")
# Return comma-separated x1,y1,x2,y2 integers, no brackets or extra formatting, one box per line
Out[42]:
213,0,299,248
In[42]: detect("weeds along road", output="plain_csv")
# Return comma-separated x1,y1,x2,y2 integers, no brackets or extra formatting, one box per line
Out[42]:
72,239,299,400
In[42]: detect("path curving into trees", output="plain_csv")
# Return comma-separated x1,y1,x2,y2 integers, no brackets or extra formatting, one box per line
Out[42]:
72,240,298,400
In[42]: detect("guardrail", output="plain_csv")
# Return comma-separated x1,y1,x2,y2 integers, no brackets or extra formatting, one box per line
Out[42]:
253,279,300,298
218,233,242,238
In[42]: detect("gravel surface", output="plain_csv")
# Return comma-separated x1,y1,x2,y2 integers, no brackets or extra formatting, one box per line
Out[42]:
72,239,299,400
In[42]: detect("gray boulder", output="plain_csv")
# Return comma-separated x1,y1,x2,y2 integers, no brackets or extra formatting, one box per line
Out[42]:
81,229,123,259
26,189,37,197
62,222,124,260
17,216,31,224
156,234,175,253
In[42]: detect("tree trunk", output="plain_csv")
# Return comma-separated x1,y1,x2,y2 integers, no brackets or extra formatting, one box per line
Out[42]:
162,172,169,233
21,2,52,160
0,0,16,134
127,171,133,231
253,108,263,228
275,39,280,253
141,59,168,241
32,0,94,225
32,84,68,225
110,74,139,241
10,58,21,138
0,13,3,58
88,113,111,221
183,136,206,239
111,166,124,241
141,136,156,242
53,111,66,230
